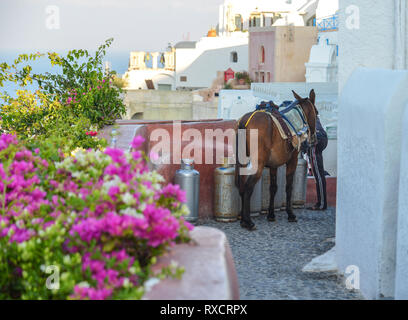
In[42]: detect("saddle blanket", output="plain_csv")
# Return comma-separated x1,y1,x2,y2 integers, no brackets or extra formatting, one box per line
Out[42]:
267,110,308,151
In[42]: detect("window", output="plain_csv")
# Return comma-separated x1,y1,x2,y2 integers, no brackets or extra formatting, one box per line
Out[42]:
255,72,259,82
231,51,238,63
267,72,271,82
250,14,261,27
260,72,265,83
260,46,265,64
158,84,172,91
235,15,243,31
180,76,187,82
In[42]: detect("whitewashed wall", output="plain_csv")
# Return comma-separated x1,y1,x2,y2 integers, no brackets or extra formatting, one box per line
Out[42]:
338,0,408,91
251,82,338,131
336,68,408,299
175,37,249,89
395,105,408,299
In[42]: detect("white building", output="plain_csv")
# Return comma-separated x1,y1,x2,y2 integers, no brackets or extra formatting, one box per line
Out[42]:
123,0,319,91
218,0,318,35
336,0,408,300
174,34,248,90
305,0,339,83
122,48,176,90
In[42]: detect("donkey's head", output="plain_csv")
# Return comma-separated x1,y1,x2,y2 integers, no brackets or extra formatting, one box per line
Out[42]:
292,89,318,145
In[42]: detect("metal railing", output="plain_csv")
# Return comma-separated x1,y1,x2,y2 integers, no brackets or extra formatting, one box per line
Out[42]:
313,14,339,32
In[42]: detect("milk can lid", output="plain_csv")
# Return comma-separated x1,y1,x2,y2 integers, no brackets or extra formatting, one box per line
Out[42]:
181,158,194,170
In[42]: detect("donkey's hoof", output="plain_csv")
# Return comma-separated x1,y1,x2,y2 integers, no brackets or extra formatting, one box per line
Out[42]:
267,214,276,222
240,221,256,231
288,215,298,223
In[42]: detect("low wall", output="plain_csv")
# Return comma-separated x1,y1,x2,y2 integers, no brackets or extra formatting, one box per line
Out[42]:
124,90,193,120
143,227,239,300
123,89,218,121
395,106,408,299
336,68,408,299
192,101,218,120
100,119,236,219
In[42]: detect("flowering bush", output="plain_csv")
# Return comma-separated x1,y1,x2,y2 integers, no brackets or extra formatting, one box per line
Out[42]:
0,39,124,153
0,90,107,154
0,134,193,300
33,38,126,128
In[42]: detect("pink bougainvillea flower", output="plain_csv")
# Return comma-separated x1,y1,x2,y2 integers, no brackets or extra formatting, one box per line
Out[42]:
131,136,145,149
149,151,159,162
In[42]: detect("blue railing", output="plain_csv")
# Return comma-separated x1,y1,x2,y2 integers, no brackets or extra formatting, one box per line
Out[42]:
314,14,339,32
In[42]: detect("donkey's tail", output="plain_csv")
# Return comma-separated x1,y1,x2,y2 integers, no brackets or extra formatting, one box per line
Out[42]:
235,118,245,194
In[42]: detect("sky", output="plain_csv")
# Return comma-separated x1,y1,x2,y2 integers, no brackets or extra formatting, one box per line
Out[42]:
0,0,223,53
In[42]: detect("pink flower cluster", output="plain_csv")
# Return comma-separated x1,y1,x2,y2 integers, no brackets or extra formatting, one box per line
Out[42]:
85,131,98,137
0,134,193,300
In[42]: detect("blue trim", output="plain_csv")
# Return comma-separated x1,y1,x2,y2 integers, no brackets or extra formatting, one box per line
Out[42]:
253,100,308,137
279,100,299,114
316,14,339,32
280,113,298,133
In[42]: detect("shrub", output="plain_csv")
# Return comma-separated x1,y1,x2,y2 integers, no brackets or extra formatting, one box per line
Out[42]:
33,39,126,128
0,39,126,133
0,134,193,300
235,71,252,84
0,90,107,154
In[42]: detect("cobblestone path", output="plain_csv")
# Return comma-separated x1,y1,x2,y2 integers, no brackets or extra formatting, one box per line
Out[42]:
198,207,363,300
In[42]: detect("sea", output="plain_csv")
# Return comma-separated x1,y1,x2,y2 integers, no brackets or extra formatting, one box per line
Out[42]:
0,50,130,102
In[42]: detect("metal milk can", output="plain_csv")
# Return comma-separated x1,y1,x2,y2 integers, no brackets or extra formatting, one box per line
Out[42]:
214,161,240,222
175,159,200,223
292,153,308,208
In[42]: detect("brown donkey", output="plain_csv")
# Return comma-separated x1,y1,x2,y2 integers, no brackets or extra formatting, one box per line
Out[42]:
235,90,318,230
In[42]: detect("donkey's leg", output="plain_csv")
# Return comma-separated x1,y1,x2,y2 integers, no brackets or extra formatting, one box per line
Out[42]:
285,153,299,222
240,172,262,231
267,167,278,222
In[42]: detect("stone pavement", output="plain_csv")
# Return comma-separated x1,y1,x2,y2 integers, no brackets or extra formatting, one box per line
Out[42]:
198,207,364,300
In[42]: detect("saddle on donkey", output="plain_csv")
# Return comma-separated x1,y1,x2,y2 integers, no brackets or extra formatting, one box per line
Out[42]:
245,100,309,151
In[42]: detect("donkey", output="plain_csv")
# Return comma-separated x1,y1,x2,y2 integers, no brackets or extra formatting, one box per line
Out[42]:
235,90,318,230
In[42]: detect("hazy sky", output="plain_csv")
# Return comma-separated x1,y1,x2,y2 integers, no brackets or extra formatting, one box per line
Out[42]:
0,0,222,53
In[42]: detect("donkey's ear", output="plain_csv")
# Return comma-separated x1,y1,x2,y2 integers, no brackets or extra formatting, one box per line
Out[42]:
292,90,303,101
309,89,315,105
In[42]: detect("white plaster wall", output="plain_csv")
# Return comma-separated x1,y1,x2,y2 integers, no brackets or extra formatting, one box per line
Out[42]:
175,37,249,89
336,68,408,299
338,0,398,91
318,31,338,46
218,89,260,119
316,0,339,19
251,82,338,128
305,44,338,82
124,69,175,90
395,105,408,299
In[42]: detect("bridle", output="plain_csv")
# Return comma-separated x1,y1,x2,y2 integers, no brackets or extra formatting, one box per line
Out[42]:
298,99,317,146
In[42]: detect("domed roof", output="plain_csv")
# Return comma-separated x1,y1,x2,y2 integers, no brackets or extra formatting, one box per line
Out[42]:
207,28,217,37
